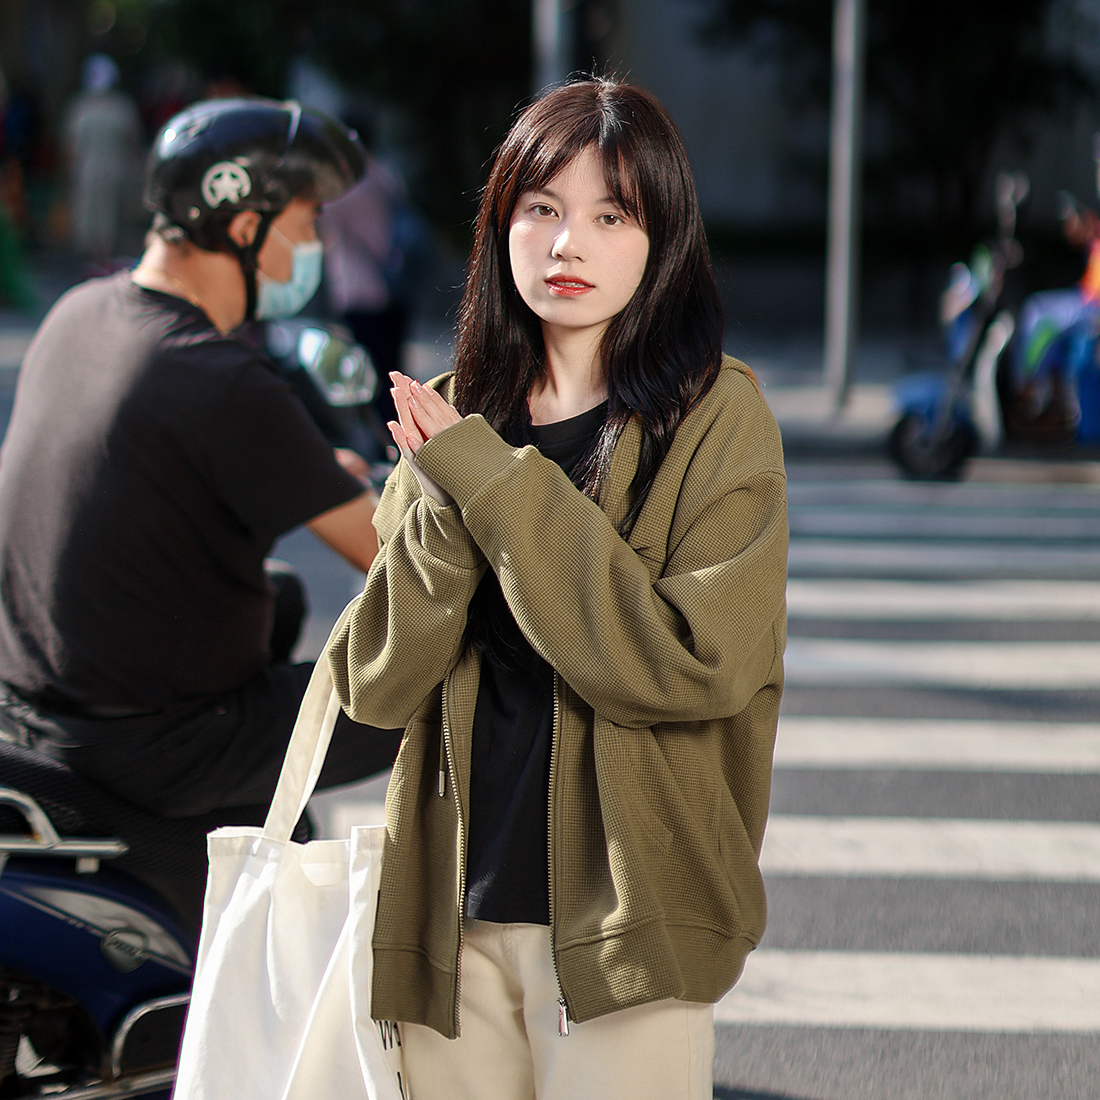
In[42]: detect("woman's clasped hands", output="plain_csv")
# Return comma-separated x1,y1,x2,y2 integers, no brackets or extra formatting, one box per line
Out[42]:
387,371,463,506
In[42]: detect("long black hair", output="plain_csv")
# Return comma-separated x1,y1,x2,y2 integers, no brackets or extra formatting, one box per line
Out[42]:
452,75,724,535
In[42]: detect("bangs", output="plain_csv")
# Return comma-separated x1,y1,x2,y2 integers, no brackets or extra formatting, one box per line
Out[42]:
493,93,648,232
595,142,646,228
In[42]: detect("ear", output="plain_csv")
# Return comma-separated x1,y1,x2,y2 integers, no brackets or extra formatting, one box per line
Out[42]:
227,210,261,249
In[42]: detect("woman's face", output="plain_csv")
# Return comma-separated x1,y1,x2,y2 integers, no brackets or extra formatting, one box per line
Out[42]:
508,146,649,348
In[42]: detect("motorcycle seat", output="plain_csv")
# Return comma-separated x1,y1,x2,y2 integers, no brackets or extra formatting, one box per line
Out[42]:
0,738,305,943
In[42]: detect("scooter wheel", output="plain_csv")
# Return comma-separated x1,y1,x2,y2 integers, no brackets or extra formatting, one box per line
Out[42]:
888,413,978,480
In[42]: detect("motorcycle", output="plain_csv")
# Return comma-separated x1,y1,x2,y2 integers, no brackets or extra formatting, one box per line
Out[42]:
263,316,396,482
0,317,379,1099
888,171,1096,479
3,740,199,1099
889,171,1032,478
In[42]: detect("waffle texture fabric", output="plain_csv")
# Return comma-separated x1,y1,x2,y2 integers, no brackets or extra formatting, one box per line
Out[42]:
329,356,788,1038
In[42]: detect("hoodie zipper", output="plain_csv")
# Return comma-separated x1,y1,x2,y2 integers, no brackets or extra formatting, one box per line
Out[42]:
548,675,570,1035
439,676,466,1037
443,667,568,1037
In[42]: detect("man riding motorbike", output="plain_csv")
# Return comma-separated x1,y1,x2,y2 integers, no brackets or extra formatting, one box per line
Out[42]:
1009,141,1100,429
0,98,401,824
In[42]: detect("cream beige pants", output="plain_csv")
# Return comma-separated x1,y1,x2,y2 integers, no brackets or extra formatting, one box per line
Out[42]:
401,920,715,1100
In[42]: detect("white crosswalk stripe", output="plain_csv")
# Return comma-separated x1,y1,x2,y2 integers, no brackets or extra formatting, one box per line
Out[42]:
774,717,1100,771
760,816,1100,880
717,467,1100,1035
785,637,1100,689
788,537,1100,576
716,951,1100,1032
787,577,1100,620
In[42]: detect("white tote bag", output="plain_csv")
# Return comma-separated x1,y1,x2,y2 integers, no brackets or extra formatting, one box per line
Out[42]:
172,646,407,1100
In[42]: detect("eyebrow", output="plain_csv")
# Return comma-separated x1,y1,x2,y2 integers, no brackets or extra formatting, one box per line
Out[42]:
528,185,619,207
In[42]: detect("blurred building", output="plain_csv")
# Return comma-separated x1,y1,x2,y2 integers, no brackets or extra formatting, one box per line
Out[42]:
4,0,1100,329
608,0,1100,235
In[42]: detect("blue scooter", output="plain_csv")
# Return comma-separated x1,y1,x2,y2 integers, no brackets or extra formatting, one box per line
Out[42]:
889,171,1033,479
2,739,215,1098
889,171,1100,479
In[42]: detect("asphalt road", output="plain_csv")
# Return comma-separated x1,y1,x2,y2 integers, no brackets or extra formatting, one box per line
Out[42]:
710,455,1100,1100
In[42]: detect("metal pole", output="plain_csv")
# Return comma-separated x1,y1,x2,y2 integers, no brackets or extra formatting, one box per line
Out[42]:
823,0,867,408
533,0,567,95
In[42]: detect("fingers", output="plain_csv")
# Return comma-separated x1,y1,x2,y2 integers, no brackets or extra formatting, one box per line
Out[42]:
387,419,411,454
389,375,425,452
389,372,462,443
409,380,462,430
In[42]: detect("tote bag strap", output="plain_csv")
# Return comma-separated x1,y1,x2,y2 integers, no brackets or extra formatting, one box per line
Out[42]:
263,598,358,842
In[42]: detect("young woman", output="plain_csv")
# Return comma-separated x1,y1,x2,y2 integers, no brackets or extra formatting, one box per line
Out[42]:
329,76,788,1100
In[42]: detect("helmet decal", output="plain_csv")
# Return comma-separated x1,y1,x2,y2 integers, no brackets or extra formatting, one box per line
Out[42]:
201,161,252,208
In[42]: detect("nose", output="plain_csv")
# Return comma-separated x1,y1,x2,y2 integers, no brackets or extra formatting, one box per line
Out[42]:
551,219,585,261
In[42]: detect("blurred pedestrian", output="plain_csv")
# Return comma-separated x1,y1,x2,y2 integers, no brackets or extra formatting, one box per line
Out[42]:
318,119,430,438
329,76,788,1100
1008,191,1100,423
0,64,32,308
61,54,142,265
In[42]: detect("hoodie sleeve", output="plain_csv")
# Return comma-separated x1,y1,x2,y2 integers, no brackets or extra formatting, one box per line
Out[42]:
327,448,488,728
411,365,788,729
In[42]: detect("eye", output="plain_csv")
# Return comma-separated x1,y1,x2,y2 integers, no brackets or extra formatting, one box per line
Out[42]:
532,203,557,217
599,212,627,226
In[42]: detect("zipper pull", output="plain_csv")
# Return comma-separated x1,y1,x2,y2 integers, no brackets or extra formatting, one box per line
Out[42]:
438,768,446,797
558,998,569,1036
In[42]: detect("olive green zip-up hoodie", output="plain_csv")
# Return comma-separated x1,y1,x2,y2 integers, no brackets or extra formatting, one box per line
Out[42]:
329,356,787,1039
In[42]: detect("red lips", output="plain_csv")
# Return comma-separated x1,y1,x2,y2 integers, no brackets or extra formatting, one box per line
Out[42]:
545,275,594,296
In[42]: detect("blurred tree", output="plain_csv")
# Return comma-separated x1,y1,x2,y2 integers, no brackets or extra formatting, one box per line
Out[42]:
695,0,1100,248
144,0,301,97
142,0,531,244
310,0,531,241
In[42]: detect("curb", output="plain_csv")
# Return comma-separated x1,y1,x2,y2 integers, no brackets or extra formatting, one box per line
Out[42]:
764,380,893,458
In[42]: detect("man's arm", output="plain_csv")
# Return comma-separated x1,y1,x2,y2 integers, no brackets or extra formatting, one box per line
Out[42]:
307,489,379,574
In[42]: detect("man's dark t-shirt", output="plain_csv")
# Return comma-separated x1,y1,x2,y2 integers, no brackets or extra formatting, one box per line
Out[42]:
0,272,363,713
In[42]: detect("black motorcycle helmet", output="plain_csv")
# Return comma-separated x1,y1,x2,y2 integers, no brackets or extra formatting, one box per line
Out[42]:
144,97,366,317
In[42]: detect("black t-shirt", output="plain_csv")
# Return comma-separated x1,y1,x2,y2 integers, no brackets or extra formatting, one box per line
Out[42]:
465,400,608,925
0,272,364,712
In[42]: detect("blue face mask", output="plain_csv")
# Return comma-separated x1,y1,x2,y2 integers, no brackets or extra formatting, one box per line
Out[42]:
255,237,323,320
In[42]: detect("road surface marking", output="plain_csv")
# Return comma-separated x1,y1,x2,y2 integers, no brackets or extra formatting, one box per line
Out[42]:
716,950,1100,1032
785,638,1100,689
790,509,1100,541
774,717,1100,773
788,539,1100,577
787,578,1100,620
762,816,1100,881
